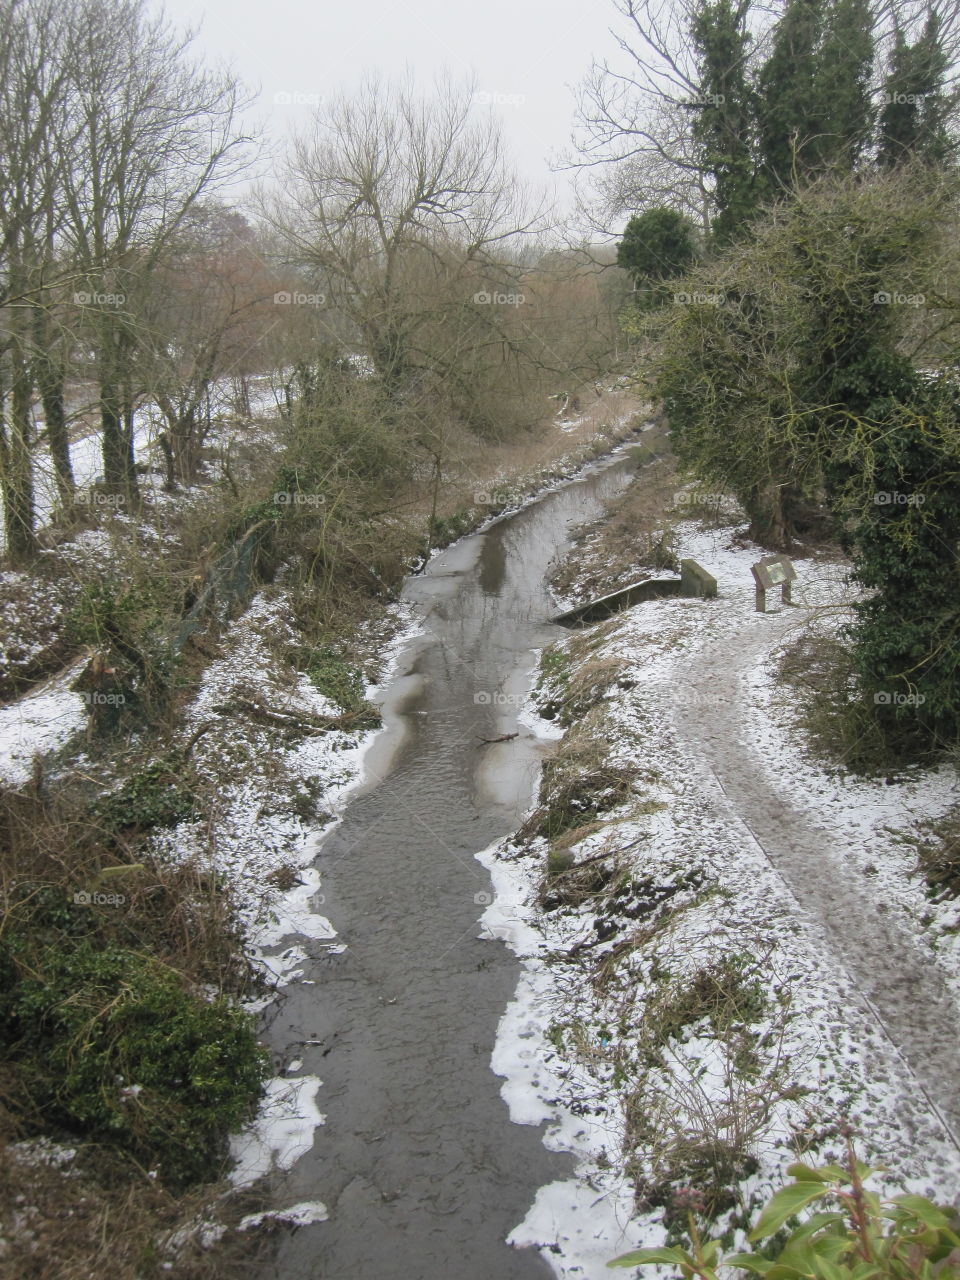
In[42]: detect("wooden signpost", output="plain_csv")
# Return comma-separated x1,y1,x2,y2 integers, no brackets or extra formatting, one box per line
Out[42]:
751,554,796,612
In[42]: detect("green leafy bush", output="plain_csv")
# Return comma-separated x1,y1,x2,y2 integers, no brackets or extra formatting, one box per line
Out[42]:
304,645,379,727
0,927,268,1189
68,579,178,726
94,752,198,832
609,1149,960,1278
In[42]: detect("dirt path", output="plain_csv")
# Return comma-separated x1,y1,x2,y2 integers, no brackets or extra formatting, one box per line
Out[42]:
673,612,960,1149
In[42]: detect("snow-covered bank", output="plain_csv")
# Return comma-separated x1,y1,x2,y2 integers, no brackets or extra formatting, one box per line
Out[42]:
480,518,960,1278
146,588,423,1193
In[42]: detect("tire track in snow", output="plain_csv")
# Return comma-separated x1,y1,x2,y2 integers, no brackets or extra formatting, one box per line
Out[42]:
673,615,960,1152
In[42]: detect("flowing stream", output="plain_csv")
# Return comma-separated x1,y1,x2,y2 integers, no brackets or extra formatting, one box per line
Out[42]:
255,446,644,1280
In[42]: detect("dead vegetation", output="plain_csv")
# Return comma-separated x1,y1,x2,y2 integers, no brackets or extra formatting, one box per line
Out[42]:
916,805,960,899
549,424,681,606
0,1137,271,1280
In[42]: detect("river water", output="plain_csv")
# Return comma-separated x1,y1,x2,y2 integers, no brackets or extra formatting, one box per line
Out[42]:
255,446,643,1280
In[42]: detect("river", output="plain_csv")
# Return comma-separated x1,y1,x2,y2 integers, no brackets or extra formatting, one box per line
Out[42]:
255,446,644,1280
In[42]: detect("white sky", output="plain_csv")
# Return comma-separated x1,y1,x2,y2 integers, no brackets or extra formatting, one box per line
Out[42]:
157,0,620,216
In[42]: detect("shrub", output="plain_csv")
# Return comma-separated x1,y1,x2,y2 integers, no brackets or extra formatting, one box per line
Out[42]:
0,921,268,1189
304,645,379,727
609,1147,960,1278
94,752,198,832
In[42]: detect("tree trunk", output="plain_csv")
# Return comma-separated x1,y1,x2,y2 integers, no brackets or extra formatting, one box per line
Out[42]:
98,319,139,499
2,347,38,562
36,357,73,510
32,306,74,510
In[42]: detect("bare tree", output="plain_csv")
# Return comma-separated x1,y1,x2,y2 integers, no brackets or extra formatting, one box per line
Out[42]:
568,0,960,239
262,74,548,395
60,0,253,498
0,0,78,559
141,206,280,488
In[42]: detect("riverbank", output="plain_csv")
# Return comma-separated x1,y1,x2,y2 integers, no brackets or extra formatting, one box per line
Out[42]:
0,389,648,1278
478,484,960,1276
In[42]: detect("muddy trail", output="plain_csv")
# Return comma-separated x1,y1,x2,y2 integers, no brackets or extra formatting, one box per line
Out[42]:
676,618,960,1150
254,446,648,1280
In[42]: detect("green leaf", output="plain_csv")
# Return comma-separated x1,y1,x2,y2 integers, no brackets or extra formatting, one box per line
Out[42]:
787,1164,849,1185
701,1239,722,1267
725,1254,774,1274
751,1184,834,1241
811,1234,853,1263
608,1246,691,1269
847,1264,882,1280
890,1195,952,1230
775,1240,819,1276
812,1255,851,1280
787,1212,847,1245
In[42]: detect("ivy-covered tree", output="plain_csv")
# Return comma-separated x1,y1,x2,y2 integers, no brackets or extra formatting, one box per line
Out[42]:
689,0,759,243
653,166,960,751
756,0,826,191
877,9,955,169
813,0,875,171
756,0,874,195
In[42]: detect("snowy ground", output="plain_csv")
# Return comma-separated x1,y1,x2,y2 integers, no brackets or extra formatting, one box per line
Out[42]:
1,373,283,550
479,517,960,1278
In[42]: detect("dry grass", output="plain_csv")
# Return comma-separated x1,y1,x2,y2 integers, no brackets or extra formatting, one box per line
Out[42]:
0,1137,270,1280
916,804,960,899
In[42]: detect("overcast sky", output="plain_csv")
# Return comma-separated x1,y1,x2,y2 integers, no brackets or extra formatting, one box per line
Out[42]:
157,0,619,214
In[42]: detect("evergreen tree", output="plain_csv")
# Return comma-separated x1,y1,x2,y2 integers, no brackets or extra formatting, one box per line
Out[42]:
813,0,875,171
878,9,954,168
756,0,826,192
689,0,758,243
616,207,699,306
756,0,873,191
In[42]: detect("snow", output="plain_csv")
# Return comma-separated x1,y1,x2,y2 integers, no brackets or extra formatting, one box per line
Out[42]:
479,517,960,1277
238,1201,329,1231
0,658,87,785
229,1075,325,1189
146,587,425,1191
